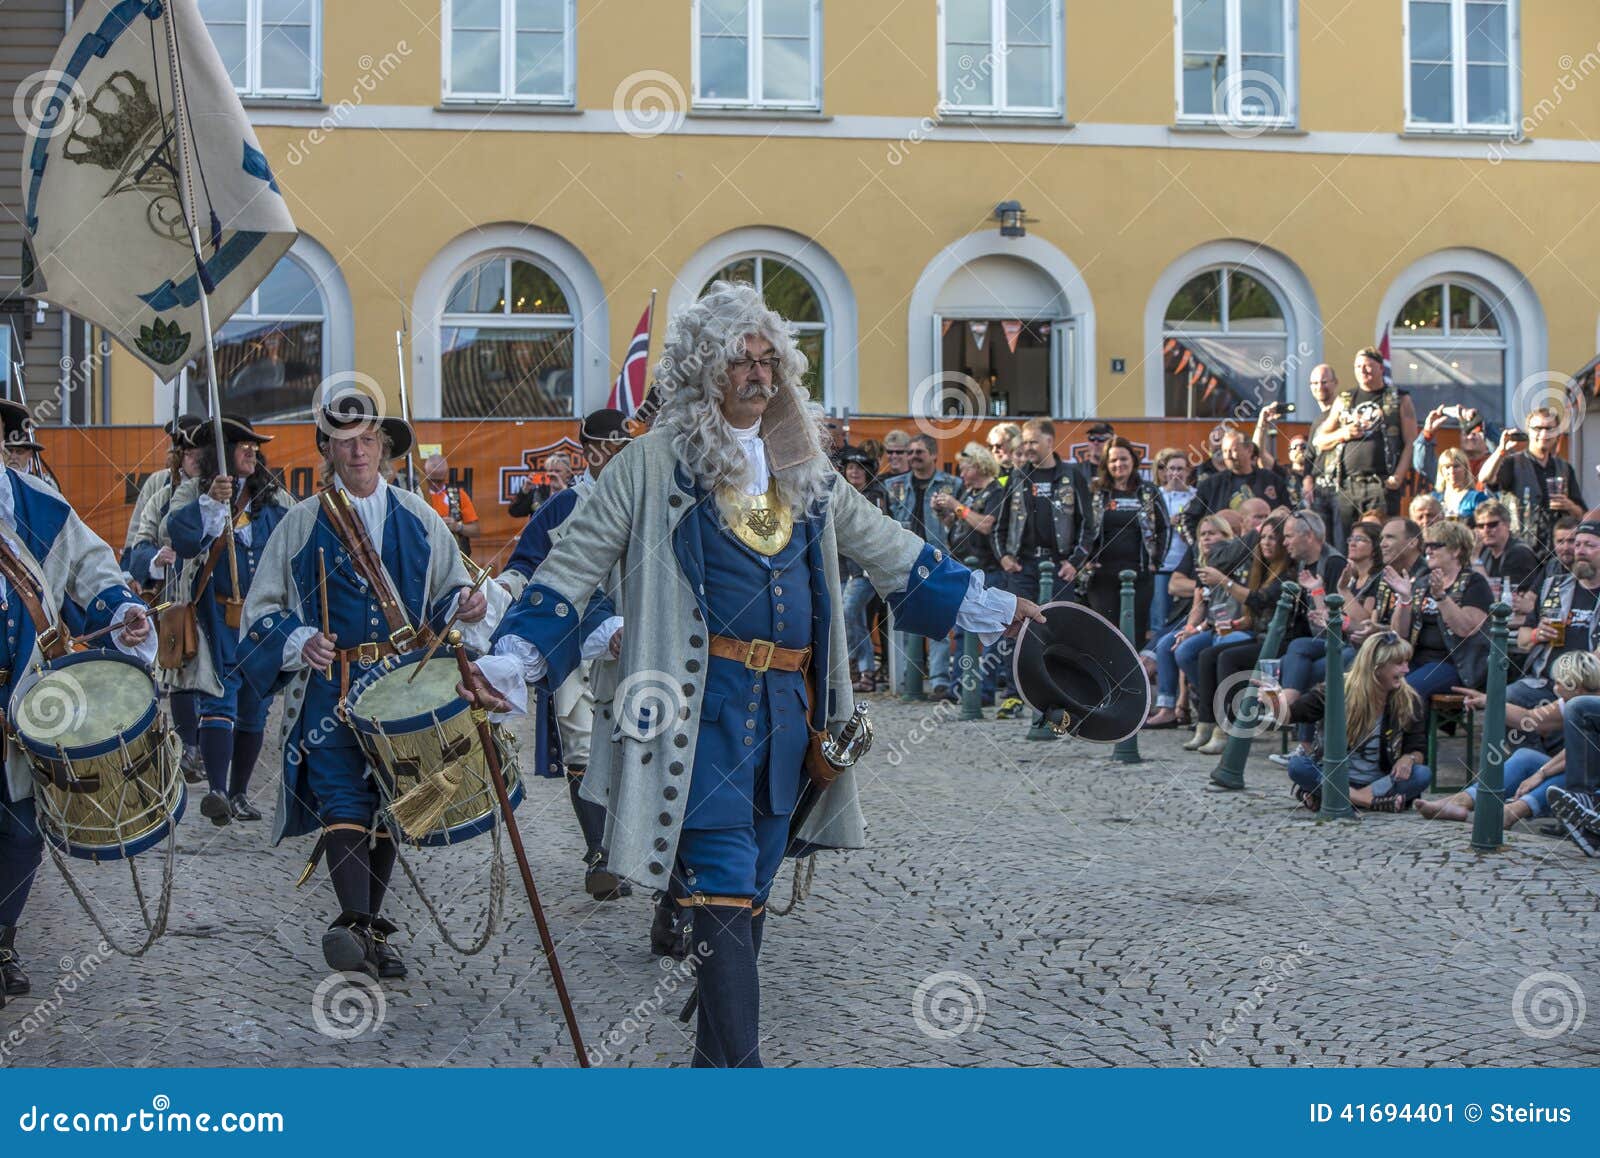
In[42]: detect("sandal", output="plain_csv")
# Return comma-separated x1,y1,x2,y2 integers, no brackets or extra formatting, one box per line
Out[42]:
1364,792,1412,813
1292,785,1321,812
853,676,876,693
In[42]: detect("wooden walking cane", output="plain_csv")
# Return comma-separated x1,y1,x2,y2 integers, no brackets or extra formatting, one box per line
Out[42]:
451,633,590,1067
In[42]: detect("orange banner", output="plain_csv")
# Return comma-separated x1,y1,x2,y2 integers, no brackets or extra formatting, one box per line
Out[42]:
35,417,1319,563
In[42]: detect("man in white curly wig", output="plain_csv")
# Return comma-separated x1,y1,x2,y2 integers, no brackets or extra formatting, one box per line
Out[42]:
462,281,1043,1067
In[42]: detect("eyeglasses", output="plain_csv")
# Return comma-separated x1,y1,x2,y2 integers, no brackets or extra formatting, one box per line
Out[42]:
1423,542,1449,551
1088,434,1112,444
1474,519,1502,529
886,448,910,456
1528,425,1558,435
728,356,780,373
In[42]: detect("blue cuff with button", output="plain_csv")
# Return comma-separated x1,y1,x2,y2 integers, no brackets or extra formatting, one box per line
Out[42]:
492,582,585,687
886,543,970,640
236,609,311,698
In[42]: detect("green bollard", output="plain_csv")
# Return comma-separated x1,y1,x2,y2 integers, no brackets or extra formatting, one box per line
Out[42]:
1112,570,1143,764
1317,594,1356,820
900,614,926,703
1471,603,1512,852
960,555,984,721
1209,582,1300,790
1027,560,1059,740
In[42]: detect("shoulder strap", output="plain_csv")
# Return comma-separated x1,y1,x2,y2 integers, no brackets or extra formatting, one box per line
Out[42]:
318,489,417,644
0,533,57,645
190,532,232,607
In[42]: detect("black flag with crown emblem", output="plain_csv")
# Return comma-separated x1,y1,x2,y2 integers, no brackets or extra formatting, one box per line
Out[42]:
20,0,296,378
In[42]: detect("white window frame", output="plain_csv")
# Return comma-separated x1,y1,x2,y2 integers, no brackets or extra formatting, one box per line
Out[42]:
1389,277,1509,420
204,0,322,100
438,251,581,418
441,0,577,105
1403,0,1519,132
1173,0,1297,128
703,252,829,401
691,0,823,111
936,0,1064,118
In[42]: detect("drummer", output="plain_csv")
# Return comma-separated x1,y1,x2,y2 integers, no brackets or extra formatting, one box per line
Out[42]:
127,416,207,784
166,417,294,826
0,398,155,1004
237,388,491,982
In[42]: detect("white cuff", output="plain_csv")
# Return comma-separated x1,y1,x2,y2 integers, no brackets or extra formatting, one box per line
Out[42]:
282,625,318,670
110,601,159,666
148,561,166,579
580,616,623,661
198,494,228,538
955,569,1017,647
474,653,529,718
493,633,549,685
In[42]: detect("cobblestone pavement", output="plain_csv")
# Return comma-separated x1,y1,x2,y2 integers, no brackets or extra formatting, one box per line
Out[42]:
3,695,1595,1068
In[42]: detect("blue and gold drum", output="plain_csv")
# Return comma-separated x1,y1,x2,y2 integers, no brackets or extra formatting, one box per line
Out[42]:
344,649,523,846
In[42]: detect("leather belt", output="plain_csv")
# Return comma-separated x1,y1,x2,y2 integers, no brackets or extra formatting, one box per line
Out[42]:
336,641,399,667
708,634,811,673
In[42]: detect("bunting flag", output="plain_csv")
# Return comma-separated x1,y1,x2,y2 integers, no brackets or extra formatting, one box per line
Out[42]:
21,0,297,378
1002,321,1023,353
940,319,953,337
607,297,655,419
969,321,989,352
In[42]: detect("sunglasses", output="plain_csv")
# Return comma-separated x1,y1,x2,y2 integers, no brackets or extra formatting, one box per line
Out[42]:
1377,631,1401,645
1474,520,1502,529
1423,542,1450,551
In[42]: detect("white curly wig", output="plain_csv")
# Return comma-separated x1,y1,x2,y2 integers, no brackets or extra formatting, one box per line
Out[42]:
652,280,834,516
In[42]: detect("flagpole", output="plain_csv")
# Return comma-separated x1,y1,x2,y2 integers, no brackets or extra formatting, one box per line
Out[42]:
396,307,416,491
163,4,241,608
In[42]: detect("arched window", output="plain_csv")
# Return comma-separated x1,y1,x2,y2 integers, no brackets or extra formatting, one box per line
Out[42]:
1390,279,1507,424
440,254,577,417
191,253,327,421
702,254,825,401
1161,266,1287,418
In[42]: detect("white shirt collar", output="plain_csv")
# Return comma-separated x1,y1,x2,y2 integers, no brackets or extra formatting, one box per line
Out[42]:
729,420,769,496
334,475,389,553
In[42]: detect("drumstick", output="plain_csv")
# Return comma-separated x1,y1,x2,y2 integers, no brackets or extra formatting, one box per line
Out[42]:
317,548,333,680
71,601,172,648
406,546,504,684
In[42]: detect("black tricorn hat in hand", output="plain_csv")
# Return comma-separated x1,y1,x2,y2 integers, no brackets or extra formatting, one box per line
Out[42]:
1012,601,1150,742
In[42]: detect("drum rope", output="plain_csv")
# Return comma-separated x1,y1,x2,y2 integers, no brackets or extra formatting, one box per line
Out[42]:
44,827,175,958
765,853,816,917
392,820,507,956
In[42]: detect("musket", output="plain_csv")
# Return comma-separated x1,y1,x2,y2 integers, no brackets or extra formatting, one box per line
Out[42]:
396,309,417,492
452,633,589,1066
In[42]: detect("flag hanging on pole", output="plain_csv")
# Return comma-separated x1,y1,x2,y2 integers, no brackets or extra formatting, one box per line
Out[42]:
1379,324,1393,386
20,0,297,379
608,296,655,419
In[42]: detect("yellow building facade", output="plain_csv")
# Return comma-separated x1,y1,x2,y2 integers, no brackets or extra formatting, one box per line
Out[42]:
109,1,1600,455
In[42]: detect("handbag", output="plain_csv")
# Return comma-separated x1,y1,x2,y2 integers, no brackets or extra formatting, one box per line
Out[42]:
157,533,231,670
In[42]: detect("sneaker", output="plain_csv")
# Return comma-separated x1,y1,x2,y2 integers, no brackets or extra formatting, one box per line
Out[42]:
1267,753,1292,767
995,697,1025,720
1547,789,1600,856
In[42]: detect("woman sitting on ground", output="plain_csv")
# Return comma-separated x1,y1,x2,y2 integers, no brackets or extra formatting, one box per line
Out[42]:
1419,650,1599,825
1434,447,1487,522
1282,631,1432,813
1185,514,1293,755
1388,518,1492,701
1144,514,1234,728
1277,519,1386,717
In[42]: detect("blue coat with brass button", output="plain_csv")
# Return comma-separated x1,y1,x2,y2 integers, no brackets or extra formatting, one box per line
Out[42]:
491,428,971,892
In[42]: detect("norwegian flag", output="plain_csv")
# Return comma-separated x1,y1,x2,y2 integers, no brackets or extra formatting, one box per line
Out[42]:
608,296,656,418
1379,324,1393,386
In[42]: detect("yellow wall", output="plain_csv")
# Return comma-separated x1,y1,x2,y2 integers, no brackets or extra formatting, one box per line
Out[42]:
110,0,1600,423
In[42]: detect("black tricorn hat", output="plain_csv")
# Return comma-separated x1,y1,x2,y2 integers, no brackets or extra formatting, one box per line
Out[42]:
217,414,273,445
0,399,31,441
316,387,413,460
580,407,631,444
1012,602,1150,742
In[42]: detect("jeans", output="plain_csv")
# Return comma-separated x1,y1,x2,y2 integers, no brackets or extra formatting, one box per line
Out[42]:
1151,626,1183,709
1150,572,1175,639
842,575,876,674
1559,694,1600,793
1465,746,1564,816
1175,629,1252,687
1406,660,1462,703
1281,636,1327,694
895,629,951,694
1287,754,1433,801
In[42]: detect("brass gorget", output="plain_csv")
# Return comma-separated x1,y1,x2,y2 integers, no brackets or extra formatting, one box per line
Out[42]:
722,483,794,556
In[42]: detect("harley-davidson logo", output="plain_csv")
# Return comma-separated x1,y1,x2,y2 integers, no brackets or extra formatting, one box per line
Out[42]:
499,436,584,503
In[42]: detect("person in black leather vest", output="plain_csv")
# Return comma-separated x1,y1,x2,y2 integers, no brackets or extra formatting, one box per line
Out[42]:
1312,347,1419,540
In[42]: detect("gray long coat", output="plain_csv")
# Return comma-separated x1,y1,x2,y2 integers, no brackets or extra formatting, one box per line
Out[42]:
523,428,950,891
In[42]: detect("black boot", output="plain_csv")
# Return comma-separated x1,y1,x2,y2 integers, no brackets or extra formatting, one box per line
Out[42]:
367,916,407,979
650,891,691,959
227,730,265,820
688,903,761,1068
567,770,627,899
0,926,28,996
198,728,234,826
321,911,378,977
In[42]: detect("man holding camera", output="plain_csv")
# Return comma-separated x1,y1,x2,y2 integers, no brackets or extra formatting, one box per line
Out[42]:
1311,347,1418,540
1479,406,1585,560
